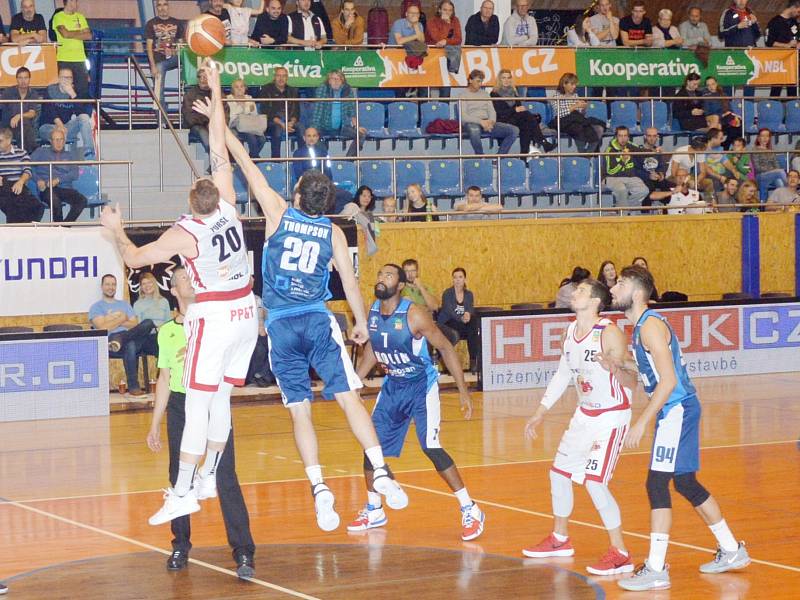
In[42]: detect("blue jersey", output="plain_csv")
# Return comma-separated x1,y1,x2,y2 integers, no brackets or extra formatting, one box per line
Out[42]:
632,309,698,411
262,207,333,322
368,299,438,386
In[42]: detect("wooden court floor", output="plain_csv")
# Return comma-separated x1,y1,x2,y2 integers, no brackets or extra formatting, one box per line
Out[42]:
1,372,799,598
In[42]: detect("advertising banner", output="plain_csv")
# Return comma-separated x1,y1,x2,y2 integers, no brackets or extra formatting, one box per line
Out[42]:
0,44,58,87
481,302,800,391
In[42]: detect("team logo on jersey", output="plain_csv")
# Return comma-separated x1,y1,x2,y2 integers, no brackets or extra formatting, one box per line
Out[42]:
577,375,593,394
393,318,403,330
591,441,602,452
369,315,379,330
592,330,601,343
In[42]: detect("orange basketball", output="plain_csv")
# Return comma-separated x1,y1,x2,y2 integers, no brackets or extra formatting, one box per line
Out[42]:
186,14,226,57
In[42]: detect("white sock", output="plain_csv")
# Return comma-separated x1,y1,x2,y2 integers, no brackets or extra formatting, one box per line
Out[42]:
709,519,738,552
367,491,382,508
454,487,472,509
200,449,222,478
305,465,324,486
174,461,196,496
365,446,386,470
552,531,568,542
648,533,670,571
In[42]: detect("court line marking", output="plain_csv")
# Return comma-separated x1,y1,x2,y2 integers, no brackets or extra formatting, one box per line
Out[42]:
7,439,796,505
399,482,800,574
4,500,321,600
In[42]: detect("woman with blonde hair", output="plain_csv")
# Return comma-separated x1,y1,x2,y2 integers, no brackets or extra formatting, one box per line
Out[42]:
134,272,171,329
405,183,439,222
227,78,266,158
735,180,760,212
491,69,554,154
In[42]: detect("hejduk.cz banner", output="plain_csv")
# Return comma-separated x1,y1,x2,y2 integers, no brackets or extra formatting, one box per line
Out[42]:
481,302,800,391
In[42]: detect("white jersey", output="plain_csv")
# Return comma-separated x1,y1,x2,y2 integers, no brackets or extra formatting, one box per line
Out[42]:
175,200,251,302
563,318,631,417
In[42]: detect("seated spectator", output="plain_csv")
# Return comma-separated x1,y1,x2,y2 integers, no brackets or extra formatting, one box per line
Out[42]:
597,260,617,289
566,18,599,46
664,169,707,215
39,67,95,158
453,185,502,213
30,128,86,222
1,67,40,154
426,0,462,77
349,185,376,218
437,267,479,372
227,78,265,158
459,69,518,156
340,185,378,254
725,137,753,182
555,266,590,309
134,272,171,330
311,70,365,157
752,128,788,202
464,0,499,46
716,177,739,212
259,66,302,158
401,258,439,312
701,76,739,149
651,9,682,48
89,274,153,398
287,0,327,50
292,127,351,212
227,0,265,46
502,0,537,46
10,0,47,44
549,73,604,153
404,183,438,221
204,0,232,44
145,0,185,113
674,73,718,132
678,6,711,49
636,127,672,207
380,195,399,222
582,0,618,47
491,69,554,154
182,68,212,152
703,128,729,192
632,256,659,301
247,295,274,386
331,0,364,46
668,137,713,201
767,2,800,97
766,169,800,210
0,127,39,223
719,0,760,48
603,126,648,212
736,179,760,211
619,1,653,47
250,0,289,46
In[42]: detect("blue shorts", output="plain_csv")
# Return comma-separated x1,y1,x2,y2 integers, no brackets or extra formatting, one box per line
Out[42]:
649,397,701,475
372,376,441,457
267,310,361,405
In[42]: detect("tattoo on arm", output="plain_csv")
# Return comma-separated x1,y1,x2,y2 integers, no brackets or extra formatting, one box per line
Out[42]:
210,149,231,174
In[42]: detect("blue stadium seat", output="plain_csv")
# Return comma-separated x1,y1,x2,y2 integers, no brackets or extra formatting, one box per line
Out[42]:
785,100,800,133
585,100,609,127
756,100,786,133
359,160,393,197
610,101,641,135
462,158,496,196
72,166,106,217
640,100,670,133
420,101,453,147
330,160,358,195
395,160,426,196
357,102,391,146
731,99,758,134
559,157,596,194
528,157,560,194
387,101,423,146
429,159,462,198
258,161,289,199
524,101,552,127
499,158,529,200
777,153,788,171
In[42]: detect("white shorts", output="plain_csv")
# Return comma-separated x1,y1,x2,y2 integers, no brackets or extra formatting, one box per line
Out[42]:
183,292,259,392
552,409,631,486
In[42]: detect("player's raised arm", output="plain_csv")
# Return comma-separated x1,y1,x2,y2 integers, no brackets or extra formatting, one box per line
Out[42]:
331,224,367,343
201,60,236,206
525,331,570,439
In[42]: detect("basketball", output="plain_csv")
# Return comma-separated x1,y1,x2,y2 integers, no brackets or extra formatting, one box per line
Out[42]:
186,14,226,57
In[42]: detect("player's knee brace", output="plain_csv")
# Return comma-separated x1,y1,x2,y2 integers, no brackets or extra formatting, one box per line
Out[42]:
363,453,372,472
550,468,574,518
585,480,622,531
423,448,454,471
646,470,673,509
673,472,710,507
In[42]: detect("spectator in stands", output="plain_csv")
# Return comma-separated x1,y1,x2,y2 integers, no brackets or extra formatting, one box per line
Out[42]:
766,1,800,97
30,128,86,222
619,1,653,47
227,78,265,159
310,0,334,40
312,70,364,157
53,0,93,98
459,69,519,156
380,196,398,222
716,177,740,212
227,0,265,46
603,126,649,212
454,185,502,214
703,128,729,192
752,128,788,202
259,66,302,158
636,127,672,207
701,76,739,148
491,69,554,155
725,136,753,181
735,179,760,211
597,260,617,289
134,272,171,331
766,169,800,210
651,9,682,48
401,258,439,312
0,127,39,223
39,67,95,158
502,0,537,46
89,274,151,398
438,267,479,372
182,68,212,153
549,73,604,153
719,0,760,47
350,185,376,217
331,0,364,46
555,266,590,309
566,18,599,47
465,0,499,46
292,127,351,212
10,0,47,44
426,1,462,77
404,183,438,221
664,169,707,215
583,0,619,47
145,0,185,113
669,138,712,202
390,3,425,47
250,0,289,46
679,6,711,49
632,256,659,301
1,67,40,155
287,0,327,49
674,73,718,132
340,185,378,254
204,0,232,44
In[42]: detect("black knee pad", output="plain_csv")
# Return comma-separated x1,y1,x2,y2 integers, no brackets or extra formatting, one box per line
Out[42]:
673,472,710,507
646,470,673,509
423,448,454,471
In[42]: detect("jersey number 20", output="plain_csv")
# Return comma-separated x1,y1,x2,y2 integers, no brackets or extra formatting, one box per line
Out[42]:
280,236,320,274
212,227,242,262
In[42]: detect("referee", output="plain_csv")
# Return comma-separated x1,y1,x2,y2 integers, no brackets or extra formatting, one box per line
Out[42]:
146,266,256,577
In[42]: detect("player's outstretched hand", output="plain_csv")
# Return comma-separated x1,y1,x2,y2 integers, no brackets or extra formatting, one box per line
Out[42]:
146,427,161,452
192,97,212,119
199,57,221,89
460,390,473,420
351,322,368,345
624,421,645,449
100,203,123,230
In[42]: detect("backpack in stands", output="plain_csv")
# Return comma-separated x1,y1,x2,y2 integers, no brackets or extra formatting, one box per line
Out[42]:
367,1,389,45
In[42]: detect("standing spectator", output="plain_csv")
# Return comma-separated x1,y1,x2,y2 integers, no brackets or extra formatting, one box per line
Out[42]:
30,128,87,222
145,0,185,113
459,69,519,156
204,0,232,44
491,69,554,154
134,272,171,331
583,0,619,47
1,67,40,155
227,78,265,159
227,0,265,46
259,66,302,158
716,177,740,212
250,0,288,46
401,0,427,31
555,267,590,309
0,127,39,223
619,1,652,47
603,126,649,212
549,73,604,153
287,0,327,49
673,73,717,132
502,0,537,46
597,260,617,289
311,70,365,157
438,267,479,372
404,183,438,222
426,0,462,77
401,258,439,312
310,0,333,40
52,0,92,98
651,9,682,48
766,169,800,210
182,68,212,153
465,0,499,46
679,6,711,49
10,0,47,44
390,3,425,47
766,1,800,97
719,0,760,47
752,128,788,202
566,18,599,47
331,0,364,46
39,67,95,158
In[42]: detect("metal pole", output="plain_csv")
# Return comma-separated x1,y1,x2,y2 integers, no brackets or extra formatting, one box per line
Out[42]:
158,102,164,192
597,154,603,217
284,98,290,157
127,56,133,130
496,156,502,208
96,99,102,159
177,47,183,129
392,156,397,202
354,96,360,158
48,163,54,222
457,98,462,156
127,162,133,219
18,97,24,150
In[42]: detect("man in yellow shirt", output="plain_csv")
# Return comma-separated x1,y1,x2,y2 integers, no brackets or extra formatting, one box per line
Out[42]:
52,0,93,97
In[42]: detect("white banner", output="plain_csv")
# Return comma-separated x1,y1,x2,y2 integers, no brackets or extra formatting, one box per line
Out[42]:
0,226,125,317
481,302,800,391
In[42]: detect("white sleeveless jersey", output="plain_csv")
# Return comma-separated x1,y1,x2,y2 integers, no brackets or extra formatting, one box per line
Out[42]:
563,318,631,417
174,200,250,301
